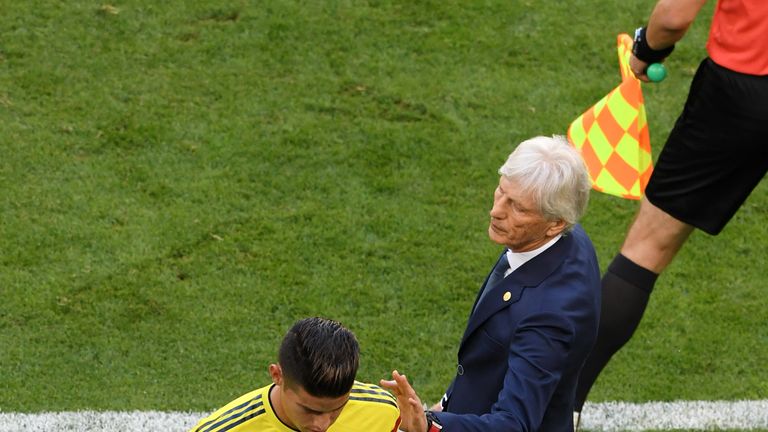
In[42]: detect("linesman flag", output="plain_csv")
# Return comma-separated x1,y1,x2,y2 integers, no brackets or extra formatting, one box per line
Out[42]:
568,34,653,200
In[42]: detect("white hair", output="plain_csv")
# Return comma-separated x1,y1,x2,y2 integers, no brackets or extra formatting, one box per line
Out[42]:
498,135,591,231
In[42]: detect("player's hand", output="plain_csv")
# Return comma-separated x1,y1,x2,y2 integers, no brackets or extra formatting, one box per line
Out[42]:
630,54,651,82
380,370,428,432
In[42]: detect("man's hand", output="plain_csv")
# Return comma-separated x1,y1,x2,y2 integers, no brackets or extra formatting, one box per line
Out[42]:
380,370,428,432
630,54,652,82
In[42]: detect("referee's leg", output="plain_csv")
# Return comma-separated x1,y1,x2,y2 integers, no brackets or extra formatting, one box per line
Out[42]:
574,198,693,413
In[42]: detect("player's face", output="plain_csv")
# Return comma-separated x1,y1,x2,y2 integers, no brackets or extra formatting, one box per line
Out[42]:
488,176,564,252
278,384,349,432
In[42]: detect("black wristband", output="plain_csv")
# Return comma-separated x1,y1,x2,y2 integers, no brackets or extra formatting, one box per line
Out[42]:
632,27,674,64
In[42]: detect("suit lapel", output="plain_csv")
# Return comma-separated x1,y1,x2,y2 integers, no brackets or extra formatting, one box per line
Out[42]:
459,233,574,346
468,253,506,314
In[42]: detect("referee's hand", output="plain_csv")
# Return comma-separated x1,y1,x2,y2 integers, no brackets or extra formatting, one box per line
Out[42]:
630,54,652,83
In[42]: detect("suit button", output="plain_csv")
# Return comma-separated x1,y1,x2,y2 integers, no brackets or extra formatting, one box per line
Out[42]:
457,364,464,375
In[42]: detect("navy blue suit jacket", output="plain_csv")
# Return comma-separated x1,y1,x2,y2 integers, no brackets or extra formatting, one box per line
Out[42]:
434,225,600,431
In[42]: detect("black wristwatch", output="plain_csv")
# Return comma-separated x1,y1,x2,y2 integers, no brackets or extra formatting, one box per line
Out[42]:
632,26,674,64
425,411,443,432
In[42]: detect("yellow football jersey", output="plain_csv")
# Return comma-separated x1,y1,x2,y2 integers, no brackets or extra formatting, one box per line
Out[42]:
190,381,401,432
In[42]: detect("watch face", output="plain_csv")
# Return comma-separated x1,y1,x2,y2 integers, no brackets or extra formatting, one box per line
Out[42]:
632,27,644,54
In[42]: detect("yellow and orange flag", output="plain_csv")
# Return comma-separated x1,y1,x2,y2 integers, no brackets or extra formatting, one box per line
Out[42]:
567,34,653,200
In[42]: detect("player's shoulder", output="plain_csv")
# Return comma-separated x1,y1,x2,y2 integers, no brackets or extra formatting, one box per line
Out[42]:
333,382,401,432
189,386,271,432
348,381,398,410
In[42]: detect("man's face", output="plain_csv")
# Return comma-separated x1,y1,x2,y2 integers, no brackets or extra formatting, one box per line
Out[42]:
271,365,349,432
488,176,564,252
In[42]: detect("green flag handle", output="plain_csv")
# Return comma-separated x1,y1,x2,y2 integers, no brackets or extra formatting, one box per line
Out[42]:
646,63,667,82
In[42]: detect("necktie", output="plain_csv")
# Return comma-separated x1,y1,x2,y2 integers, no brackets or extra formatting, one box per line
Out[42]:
475,253,509,309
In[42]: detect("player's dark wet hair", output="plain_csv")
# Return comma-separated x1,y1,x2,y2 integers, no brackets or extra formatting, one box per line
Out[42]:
278,317,360,398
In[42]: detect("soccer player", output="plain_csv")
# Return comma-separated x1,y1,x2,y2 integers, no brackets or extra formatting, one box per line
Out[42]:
190,317,401,432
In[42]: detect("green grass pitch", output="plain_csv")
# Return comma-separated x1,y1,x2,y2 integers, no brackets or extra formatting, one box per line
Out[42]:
1,0,766,420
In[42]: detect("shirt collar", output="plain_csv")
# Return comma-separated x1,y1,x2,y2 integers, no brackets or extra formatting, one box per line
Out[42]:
504,234,562,276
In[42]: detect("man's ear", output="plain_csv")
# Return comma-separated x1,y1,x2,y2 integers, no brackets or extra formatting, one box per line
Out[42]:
269,364,283,386
546,219,567,237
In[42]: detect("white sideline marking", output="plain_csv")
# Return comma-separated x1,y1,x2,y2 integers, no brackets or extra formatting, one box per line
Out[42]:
0,411,200,432
1,401,767,431
580,400,768,431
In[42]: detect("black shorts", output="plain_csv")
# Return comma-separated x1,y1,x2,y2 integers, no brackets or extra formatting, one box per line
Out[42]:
646,58,768,235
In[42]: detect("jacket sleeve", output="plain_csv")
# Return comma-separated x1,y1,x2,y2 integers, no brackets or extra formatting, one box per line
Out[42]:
434,311,575,431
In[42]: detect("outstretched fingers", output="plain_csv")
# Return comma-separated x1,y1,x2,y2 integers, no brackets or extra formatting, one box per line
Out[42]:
380,370,428,432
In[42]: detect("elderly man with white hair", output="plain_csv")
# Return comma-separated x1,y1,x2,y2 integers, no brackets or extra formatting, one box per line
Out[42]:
383,135,601,432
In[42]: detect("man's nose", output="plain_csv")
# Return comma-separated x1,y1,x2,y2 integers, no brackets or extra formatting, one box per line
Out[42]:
490,197,505,218
310,414,333,432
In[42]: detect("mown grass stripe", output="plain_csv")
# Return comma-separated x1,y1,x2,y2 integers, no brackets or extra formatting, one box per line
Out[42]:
2,401,768,432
